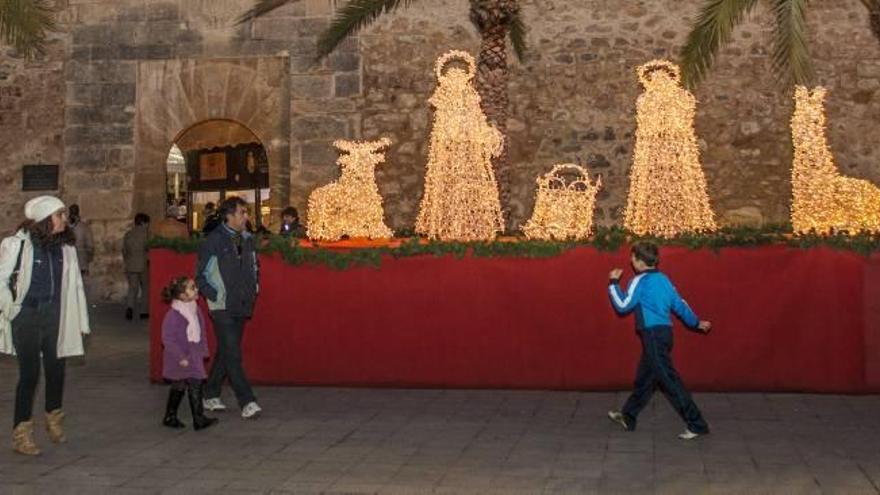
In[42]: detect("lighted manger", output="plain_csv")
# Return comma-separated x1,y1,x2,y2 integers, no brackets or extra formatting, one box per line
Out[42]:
522,164,602,241
623,59,717,238
306,137,394,241
415,50,505,242
790,86,880,235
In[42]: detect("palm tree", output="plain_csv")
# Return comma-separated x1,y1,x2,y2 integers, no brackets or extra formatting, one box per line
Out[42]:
0,0,57,59
238,0,527,230
680,0,812,88
681,0,880,88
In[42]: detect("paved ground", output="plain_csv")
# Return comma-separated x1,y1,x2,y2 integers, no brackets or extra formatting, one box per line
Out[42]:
0,305,879,494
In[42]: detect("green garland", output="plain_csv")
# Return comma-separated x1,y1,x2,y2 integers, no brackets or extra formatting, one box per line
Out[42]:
147,224,880,271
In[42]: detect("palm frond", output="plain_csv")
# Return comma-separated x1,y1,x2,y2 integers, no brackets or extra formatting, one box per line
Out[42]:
0,0,57,59
316,0,418,60
770,0,813,86
679,0,759,88
508,9,527,62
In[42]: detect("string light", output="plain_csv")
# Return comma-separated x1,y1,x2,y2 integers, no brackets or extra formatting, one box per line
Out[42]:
415,50,505,241
523,164,602,241
623,60,717,238
306,137,394,241
790,86,880,234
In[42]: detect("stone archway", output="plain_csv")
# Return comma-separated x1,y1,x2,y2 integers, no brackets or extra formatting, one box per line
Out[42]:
134,57,289,224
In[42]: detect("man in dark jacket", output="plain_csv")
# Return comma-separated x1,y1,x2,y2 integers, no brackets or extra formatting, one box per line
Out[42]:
194,197,262,419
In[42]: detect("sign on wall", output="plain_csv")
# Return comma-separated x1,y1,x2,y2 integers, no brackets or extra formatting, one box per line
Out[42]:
22,164,59,191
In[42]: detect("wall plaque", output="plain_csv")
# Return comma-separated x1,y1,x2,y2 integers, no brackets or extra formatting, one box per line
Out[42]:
22,164,59,191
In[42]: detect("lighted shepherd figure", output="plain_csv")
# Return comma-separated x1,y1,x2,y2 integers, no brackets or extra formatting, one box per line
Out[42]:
623,59,716,238
306,138,394,241
415,50,504,242
790,86,880,234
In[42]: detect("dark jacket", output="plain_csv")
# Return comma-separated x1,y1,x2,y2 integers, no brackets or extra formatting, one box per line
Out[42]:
194,224,259,317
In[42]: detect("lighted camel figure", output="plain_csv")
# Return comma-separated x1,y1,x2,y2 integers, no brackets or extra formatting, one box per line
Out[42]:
306,137,394,241
791,86,880,234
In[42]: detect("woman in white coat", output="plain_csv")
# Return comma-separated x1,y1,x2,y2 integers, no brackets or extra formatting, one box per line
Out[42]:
0,196,90,456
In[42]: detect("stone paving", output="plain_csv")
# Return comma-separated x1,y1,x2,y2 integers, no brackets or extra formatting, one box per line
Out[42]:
1,305,879,494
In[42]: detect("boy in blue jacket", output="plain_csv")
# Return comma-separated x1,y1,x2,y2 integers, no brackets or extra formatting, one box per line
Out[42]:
607,242,712,440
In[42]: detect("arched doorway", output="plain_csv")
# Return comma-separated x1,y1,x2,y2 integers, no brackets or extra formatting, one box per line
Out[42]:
166,119,271,232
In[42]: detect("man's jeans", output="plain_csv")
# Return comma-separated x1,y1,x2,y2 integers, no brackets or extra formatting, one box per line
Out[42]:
621,325,709,433
206,311,256,408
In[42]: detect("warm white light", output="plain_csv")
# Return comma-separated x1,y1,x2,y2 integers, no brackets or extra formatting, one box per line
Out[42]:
523,164,602,241
415,50,504,241
307,137,394,241
623,60,717,238
790,86,880,234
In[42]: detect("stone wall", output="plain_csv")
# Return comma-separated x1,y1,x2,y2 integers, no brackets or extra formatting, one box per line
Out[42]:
0,0,878,300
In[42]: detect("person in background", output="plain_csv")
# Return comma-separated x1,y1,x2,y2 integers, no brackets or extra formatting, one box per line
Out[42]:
176,198,188,223
152,211,189,239
123,213,150,321
67,205,94,276
279,206,305,238
202,202,222,235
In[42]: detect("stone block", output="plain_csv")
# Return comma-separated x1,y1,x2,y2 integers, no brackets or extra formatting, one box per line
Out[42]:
78,105,134,126
78,191,133,221
72,24,137,46
253,17,328,39
290,75,332,99
145,2,180,21
327,52,360,72
117,44,173,60
291,116,347,141
100,84,136,106
65,146,108,170
301,141,338,166
334,74,360,97
857,61,880,78
66,84,102,105
64,125,133,146
65,60,137,84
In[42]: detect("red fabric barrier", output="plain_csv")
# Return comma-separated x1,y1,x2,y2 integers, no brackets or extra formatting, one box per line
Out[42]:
149,246,877,393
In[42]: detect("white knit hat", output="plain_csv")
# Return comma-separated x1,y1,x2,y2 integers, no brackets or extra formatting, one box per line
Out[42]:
24,195,65,222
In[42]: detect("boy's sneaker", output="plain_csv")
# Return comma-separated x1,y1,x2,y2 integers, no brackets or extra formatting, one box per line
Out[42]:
241,401,262,419
678,429,705,440
203,397,227,412
607,411,633,431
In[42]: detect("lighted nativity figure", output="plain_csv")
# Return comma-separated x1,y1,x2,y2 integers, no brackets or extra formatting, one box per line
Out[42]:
791,86,880,234
623,59,716,238
415,50,504,241
306,137,394,241
523,163,602,241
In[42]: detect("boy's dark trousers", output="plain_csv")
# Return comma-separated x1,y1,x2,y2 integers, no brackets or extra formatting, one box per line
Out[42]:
622,325,709,433
205,311,256,408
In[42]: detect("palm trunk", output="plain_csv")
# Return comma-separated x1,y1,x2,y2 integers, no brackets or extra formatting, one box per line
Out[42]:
865,0,880,42
471,0,518,233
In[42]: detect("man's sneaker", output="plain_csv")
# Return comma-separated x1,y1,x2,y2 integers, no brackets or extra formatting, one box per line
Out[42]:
241,401,262,419
203,397,227,412
678,429,704,440
607,411,633,431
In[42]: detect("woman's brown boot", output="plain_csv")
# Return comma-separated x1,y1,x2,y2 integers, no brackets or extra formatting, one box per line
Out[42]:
45,409,66,443
12,421,41,456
